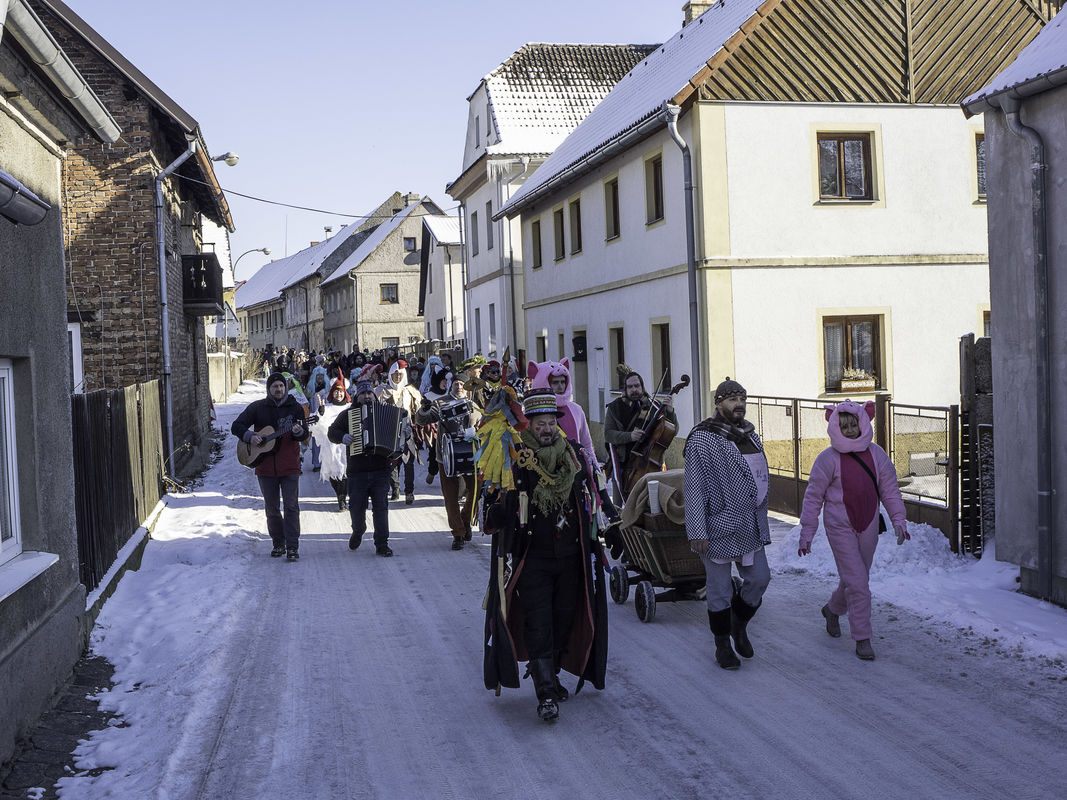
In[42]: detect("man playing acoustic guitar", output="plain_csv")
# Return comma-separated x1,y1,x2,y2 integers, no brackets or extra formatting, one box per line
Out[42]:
232,372,310,560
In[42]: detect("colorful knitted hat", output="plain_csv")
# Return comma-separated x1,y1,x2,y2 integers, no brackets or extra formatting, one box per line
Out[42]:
522,389,564,418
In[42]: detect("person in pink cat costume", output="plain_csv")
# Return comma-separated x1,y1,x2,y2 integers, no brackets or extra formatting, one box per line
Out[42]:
528,359,596,470
798,400,910,661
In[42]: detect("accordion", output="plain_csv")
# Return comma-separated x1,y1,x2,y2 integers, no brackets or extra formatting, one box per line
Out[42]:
348,401,405,459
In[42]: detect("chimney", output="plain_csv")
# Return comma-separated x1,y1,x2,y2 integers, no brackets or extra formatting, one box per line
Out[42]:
404,192,421,207
682,1,715,26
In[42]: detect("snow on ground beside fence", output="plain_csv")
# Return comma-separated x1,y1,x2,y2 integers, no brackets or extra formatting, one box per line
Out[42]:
772,517,1067,661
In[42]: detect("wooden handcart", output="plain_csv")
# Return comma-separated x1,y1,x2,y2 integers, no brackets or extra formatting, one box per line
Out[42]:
610,513,706,623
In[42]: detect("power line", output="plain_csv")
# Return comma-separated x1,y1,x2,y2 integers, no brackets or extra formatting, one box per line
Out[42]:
174,173,461,220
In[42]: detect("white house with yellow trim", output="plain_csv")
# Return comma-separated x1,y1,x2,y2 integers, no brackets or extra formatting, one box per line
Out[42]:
499,0,1052,450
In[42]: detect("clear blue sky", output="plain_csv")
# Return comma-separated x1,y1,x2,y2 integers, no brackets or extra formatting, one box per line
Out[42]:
66,0,683,281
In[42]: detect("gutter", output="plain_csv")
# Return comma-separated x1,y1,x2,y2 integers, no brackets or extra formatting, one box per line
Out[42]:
495,109,666,221
963,68,1067,117
995,95,1056,600
0,167,50,225
3,0,119,142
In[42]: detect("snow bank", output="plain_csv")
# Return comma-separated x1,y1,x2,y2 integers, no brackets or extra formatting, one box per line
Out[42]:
771,516,1067,661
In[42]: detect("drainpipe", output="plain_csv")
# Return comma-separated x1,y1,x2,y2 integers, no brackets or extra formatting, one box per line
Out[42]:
348,273,359,352
503,157,531,359
663,102,703,426
155,138,197,469
1000,95,1054,600
458,202,469,356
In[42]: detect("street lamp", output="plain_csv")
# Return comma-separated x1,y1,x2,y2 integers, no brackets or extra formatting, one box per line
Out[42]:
232,247,270,280
155,139,239,470
212,151,240,167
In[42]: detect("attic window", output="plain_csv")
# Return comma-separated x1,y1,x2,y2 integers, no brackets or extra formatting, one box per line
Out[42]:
404,237,417,251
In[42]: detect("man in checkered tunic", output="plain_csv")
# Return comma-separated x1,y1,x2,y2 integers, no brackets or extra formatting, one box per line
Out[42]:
683,378,771,670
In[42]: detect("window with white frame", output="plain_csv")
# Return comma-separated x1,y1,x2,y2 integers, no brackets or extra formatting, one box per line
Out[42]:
553,207,565,261
470,210,480,256
605,177,620,240
645,154,664,224
569,197,582,254
485,201,494,250
489,302,497,354
531,219,543,268
0,359,22,566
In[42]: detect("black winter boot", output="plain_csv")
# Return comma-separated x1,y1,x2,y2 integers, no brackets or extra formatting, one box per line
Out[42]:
730,584,761,659
529,658,561,722
708,609,740,670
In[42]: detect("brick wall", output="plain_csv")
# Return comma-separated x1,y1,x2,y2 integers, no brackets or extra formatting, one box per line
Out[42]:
39,5,212,475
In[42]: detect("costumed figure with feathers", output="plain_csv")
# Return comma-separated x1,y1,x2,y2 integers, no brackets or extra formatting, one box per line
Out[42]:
479,388,608,723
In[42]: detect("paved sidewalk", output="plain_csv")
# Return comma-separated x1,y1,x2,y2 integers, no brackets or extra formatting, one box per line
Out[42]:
0,655,117,799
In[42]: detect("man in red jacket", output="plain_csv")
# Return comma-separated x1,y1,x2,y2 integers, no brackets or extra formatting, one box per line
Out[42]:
232,372,310,560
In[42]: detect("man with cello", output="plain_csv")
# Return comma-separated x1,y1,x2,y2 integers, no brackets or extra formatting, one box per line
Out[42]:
604,368,680,501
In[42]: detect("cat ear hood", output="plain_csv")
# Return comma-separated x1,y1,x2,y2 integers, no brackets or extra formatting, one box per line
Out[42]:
824,399,875,453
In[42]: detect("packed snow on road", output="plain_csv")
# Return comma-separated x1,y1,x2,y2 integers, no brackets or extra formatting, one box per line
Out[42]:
54,382,1067,800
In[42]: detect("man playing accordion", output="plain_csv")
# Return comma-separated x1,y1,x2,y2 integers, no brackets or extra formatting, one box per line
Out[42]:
328,372,406,557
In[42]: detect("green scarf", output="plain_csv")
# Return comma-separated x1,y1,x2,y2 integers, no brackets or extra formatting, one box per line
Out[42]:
519,430,579,516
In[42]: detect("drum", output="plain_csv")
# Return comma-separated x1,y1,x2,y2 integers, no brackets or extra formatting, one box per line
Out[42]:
440,434,475,477
437,398,472,436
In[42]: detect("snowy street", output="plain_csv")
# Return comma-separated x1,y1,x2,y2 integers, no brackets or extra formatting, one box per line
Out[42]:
58,382,1067,800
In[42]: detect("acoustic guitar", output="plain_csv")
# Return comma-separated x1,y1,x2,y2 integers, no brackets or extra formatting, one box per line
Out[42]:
236,415,318,469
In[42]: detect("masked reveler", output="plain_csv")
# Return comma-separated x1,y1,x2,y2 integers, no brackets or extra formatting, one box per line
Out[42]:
481,389,608,723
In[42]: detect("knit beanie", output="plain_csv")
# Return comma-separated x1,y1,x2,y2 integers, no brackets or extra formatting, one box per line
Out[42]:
267,372,286,392
714,377,747,403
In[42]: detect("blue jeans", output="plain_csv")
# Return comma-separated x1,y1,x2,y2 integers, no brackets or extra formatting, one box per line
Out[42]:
310,438,321,469
257,475,301,549
348,469,390,547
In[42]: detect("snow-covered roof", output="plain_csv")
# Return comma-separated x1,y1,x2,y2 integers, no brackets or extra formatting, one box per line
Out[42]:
962,6,1067,114
320,203,421,286
481,43,659,158
235,222,370,309
500,0,764,217
423,214,461,246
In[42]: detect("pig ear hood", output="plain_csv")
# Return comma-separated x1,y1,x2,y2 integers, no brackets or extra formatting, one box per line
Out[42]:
826,399,875,453
528,359,572,398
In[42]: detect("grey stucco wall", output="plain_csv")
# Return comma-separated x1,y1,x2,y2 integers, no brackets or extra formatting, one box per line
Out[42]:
984,86,1067,596
0,116,86,764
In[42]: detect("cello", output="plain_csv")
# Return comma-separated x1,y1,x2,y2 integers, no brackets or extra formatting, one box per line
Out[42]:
621,373,690,497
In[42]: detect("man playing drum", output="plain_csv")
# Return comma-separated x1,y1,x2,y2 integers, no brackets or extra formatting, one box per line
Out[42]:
416,374,481,550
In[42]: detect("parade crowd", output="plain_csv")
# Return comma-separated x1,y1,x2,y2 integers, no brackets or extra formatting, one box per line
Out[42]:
231,343,910,723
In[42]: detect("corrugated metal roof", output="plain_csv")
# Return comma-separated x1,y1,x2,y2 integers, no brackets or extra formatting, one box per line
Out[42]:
501,0,764,216
963,5,1067,113
482,43,659,158
320,203,422,286
423,214,461,245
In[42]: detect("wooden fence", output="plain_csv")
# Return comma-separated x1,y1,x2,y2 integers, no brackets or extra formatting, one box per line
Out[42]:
71,380,164,591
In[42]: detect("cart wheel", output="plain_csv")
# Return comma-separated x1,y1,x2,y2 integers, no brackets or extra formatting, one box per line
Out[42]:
635,580,656,623
609,565,629,605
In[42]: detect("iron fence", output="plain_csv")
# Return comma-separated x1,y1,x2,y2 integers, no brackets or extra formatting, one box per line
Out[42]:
72,380,163,592
748,394,961,550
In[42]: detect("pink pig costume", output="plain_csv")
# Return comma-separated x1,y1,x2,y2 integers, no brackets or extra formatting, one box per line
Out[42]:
798,400,907,641
528,359,597,468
